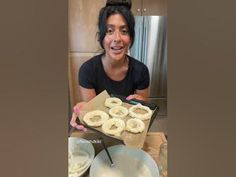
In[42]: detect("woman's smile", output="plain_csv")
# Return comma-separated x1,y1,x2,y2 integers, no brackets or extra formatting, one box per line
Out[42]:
110,45,124,54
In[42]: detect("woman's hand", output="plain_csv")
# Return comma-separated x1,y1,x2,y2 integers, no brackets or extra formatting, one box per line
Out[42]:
70,102,87,131
126,94,148,102
126,89,149,101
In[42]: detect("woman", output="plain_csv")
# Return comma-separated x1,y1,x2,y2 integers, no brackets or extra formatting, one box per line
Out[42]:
70,0,150,130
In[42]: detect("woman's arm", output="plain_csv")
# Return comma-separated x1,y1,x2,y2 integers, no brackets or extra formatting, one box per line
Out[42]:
79,86,96,102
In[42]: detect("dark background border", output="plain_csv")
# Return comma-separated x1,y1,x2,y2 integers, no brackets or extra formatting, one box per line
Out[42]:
1,0,236,177
168,1,236,176
0,1,68,177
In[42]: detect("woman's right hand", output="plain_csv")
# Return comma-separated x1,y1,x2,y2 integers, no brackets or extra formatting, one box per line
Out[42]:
70,102,87,131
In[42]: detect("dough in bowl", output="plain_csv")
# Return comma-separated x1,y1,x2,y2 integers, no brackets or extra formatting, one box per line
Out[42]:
69,150,90,177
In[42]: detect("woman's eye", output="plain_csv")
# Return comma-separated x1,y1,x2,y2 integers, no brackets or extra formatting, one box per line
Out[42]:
121,28,129,35
107,28,114,34
121,29,129,35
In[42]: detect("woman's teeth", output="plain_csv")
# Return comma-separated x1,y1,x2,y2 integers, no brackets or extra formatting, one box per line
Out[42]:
111,46,123,50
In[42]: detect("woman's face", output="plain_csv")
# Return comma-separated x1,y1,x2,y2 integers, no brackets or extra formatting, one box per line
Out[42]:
103,14,131,61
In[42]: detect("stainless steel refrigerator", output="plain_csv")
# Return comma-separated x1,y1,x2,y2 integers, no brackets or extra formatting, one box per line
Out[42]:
129,16,167,116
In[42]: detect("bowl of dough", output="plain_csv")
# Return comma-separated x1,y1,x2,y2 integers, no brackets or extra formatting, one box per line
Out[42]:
68,137,95,177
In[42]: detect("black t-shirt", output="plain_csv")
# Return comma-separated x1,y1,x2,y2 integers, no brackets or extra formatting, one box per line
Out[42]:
79,54,150,97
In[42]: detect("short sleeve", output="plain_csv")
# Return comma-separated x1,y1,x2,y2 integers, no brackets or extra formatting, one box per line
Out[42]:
136,65,150,90
79,62,95,89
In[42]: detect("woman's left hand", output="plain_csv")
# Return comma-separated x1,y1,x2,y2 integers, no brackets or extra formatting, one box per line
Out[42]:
70,102,87,131
126,94,146,101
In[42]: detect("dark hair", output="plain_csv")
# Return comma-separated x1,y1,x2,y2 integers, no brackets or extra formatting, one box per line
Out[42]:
106,0,132,10
98,0,135,49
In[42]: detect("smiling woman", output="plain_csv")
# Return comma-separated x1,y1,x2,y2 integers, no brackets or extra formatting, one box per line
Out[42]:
70,0,150,130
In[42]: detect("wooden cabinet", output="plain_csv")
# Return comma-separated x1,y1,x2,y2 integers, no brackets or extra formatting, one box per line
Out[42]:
69,0,106,52
131,0,167,16
68,53,95,106
69,0,106,107
131,0,142,15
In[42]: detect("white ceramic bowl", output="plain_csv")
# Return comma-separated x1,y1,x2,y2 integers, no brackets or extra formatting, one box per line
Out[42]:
68,137,95,177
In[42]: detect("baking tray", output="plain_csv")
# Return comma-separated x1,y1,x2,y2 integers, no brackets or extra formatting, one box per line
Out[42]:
71,91,159,148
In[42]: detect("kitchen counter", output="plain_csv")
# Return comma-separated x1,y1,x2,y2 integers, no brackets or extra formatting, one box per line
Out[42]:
149,115,168,135
70,131,167,177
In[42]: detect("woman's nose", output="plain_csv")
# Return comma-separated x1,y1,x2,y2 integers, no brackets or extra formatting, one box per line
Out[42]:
113,31,121,42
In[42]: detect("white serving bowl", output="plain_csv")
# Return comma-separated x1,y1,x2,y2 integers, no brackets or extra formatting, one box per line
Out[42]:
68,137,95,177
